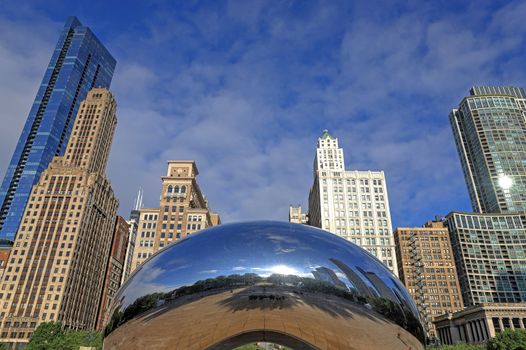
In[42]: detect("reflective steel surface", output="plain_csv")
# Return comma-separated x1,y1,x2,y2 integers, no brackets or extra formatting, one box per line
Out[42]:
104,221,425,350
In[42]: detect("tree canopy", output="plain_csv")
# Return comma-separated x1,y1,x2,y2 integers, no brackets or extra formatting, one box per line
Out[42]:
26,322,102,350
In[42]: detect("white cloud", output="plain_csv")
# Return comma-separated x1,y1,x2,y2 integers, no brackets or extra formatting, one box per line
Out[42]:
1,1,525,229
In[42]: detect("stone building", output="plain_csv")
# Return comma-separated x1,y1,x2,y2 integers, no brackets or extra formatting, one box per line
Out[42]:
435,303,526,345
307,130,397,274
131,161,220,271
0,88,119,348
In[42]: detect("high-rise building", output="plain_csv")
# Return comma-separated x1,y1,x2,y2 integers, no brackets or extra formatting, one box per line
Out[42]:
0,17,116,245
288,205,307,224
307,130,397,274
130,161,220,272
96,216,129,330
0,88,118,347
445,211,526,307
394,219,464,337
120,190,142,285
450,86,526,213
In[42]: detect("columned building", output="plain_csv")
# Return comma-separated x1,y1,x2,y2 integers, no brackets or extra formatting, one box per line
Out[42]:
0,17,116,245
394,219,464,337
435,303,526,345
0,88,119,347
130,161,220,272
307,130,397,274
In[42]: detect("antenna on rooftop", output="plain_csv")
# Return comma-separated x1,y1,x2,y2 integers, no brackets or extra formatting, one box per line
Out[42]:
133,188,144,211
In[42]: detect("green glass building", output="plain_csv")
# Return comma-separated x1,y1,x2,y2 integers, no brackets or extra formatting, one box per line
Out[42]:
450,86,526,213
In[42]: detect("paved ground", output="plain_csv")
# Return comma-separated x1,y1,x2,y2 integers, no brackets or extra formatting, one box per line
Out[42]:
104,286,423,350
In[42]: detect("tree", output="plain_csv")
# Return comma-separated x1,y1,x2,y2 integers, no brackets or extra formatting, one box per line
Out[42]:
26,322,102,350
26,322,64,350
487,329,526,350
0,343,8,350
437,343,484,349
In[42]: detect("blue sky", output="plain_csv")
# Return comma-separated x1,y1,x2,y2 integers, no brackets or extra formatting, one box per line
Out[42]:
1,0,525,228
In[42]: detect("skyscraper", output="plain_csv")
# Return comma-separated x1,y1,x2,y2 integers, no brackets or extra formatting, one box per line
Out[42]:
130,161,221,271
394,219,464,337
450,86,526,213
0,17,116,245
0,89,118,347
307,130,398,274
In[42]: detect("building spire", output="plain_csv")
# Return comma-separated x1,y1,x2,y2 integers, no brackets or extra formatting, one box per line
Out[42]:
321,129,334,139
133,188,144,211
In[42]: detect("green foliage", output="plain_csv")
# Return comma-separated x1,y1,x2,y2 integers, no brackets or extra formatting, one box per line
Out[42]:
486,328,526,350
26,322,102,350
436,342,484,350
0,343,8,350
234,345,265,350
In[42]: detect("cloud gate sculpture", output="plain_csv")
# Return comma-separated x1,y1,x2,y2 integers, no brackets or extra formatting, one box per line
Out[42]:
103,221,425,349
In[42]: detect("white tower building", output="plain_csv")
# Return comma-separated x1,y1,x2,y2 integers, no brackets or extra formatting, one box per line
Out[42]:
308,130,398,275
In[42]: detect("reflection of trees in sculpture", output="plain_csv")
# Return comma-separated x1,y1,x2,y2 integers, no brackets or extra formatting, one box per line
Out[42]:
368,296,425,343
105,272,424,343
105,292,165,336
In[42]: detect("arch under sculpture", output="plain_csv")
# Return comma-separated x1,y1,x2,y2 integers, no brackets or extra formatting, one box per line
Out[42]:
103,221,425,350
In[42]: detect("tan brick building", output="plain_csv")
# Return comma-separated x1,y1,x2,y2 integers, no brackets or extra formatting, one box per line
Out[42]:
0,88,119,348
289,205,308,224
131,161,220,271
394,219,464,338
96,216,128,330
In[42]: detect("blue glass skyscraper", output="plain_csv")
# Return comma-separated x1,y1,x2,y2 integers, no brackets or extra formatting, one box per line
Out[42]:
0,17,116,245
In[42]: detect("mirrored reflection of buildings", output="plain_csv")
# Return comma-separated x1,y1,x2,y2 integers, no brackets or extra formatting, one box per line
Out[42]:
0,89,120,347
130,161,220,272
105,221,426,348
433,86,526,346
0,17,116,246
394,219,464,338
290,130,397,274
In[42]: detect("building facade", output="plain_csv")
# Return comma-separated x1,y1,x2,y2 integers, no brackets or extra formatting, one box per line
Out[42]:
289,205,308,224
434,303,526,345
450,86,526,213
121,219,138,285
394,220,464,337
120,190,142,285
445,212,526,307
96,216,128,330
0,17,116,245
0,88,119,348
307,130,397,274
130,161,220,272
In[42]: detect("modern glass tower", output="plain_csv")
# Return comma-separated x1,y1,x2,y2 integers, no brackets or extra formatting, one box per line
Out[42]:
0,17,116,245
450,86,526,214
